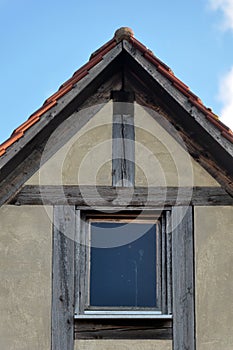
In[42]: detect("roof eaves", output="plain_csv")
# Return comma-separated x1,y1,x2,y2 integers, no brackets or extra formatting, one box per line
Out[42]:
0,38,117,157
127,36,233,144
1,27,232,158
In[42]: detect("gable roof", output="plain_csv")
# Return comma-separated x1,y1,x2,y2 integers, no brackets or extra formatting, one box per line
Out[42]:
0,27,232,159
0,27,233,206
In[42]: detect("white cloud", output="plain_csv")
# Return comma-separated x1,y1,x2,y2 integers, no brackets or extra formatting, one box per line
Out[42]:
208,0,233,31
208,1,233,129
218,67,233,129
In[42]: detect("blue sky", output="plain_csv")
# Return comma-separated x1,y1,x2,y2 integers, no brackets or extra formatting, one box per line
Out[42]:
0,0,233,143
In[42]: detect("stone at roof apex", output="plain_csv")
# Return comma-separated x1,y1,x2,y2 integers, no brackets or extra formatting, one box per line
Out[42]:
114,27,134,42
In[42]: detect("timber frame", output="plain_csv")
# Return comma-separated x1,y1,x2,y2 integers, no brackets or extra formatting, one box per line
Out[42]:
1,28,233,350
51,205,194,347
10,185,233,206
112,90,135,187
1,38,233,205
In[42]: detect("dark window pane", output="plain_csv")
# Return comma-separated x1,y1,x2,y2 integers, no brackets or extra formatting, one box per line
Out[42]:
90,222,157,307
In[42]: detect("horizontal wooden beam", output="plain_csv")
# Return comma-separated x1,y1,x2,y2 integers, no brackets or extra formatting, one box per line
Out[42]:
9,185,233,206
75,319,172,340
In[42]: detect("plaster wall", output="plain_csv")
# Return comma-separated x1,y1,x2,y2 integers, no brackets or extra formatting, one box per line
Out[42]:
134,104,219,187
27,102,113,186
74,339,172,350
1,98,231,350
26,102,219,188
0,205,52,350
195,206,233,350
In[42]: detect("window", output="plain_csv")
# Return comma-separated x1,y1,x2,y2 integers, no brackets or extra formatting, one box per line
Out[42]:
75,210,172,319
52,205,194,343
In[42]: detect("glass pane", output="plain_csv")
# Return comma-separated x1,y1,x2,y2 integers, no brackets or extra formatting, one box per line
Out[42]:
90,222,157,307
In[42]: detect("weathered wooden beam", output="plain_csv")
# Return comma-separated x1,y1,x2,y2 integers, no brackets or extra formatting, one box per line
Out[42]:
123,42,233,196
112,91,135,187
172,206,195,350
166,210,172,316
0,44,123,207
0,43,123,173
0,103,106,207
123,39,233,158
52,206,76,350
75,319,172,340
10,185,233,206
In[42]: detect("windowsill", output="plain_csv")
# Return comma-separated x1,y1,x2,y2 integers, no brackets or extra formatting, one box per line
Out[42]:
74,314,173,340
74,312,173,319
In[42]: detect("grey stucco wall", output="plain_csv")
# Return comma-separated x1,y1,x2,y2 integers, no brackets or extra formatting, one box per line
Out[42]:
1,105,232,350
27,102,219,188
195,206,233,350
74,339,172,350
0,205,52,350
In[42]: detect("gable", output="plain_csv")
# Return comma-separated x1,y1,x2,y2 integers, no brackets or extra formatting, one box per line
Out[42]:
134,104,219,187
26,102,113,186
1,28,233,350
25,102,219,188
0,27,233,206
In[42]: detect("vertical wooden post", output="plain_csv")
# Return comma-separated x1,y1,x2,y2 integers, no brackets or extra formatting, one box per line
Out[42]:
161,214,167,314
166,210,172,316
112,91,135,187
52,206,76,350
172,206,195,350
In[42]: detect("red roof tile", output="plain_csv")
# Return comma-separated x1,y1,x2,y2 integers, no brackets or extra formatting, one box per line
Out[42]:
0,28,232,157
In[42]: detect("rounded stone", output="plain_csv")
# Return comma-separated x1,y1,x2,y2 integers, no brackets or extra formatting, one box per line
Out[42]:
114,27,134,42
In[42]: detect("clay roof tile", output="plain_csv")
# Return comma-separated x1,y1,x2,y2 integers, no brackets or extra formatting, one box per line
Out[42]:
0,28,232,157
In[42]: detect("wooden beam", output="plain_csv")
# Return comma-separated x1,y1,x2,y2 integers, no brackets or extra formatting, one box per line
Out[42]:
123,39,233,158
123,41,233,196
52,206,76,350
166,210,172,316
0,44,123,207
112,91,135,187
74,319,172,340
172,206,195,350
0,104,105,207
0,72,123,208
0,43,123,172
10,185,233,206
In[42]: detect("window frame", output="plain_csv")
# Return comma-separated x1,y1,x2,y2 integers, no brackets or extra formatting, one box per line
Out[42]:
74,209,172,320
52,204,194,345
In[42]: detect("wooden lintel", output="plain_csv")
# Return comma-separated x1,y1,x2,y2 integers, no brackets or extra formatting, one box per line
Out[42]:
9,185,233,206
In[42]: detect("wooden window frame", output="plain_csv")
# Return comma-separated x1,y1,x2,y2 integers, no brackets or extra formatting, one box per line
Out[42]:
74,209,172,320
52,205,195,347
